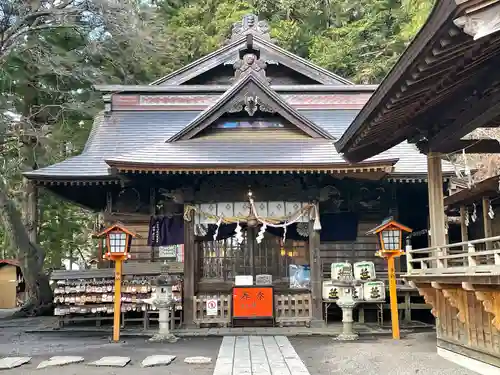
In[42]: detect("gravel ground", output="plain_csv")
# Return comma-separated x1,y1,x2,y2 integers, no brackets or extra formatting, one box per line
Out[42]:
0,325,221,375
291,332,477,375
0,317,479,375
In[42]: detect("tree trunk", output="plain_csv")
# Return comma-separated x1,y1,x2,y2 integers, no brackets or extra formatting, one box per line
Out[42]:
0,186,53,316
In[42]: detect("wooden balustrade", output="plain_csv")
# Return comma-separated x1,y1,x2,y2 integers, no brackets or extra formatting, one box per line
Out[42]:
406,235,500,276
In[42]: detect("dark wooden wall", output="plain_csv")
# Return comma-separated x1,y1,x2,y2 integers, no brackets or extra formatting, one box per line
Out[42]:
321,220,382,278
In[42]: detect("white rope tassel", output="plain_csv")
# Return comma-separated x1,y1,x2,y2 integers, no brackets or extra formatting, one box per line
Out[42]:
235,221,244,244
282,224,287,243
313,203,321,231
213,217,222,241
256,223,267,244
471,203,477,223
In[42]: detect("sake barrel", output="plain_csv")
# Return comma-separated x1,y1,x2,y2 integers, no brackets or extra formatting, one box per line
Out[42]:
354,261,376,281
352,285,364,301
322,281,344,300
363,281,386,301
331,262,353,281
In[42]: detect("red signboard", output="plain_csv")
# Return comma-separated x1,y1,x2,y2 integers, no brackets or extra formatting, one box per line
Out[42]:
232,287,273,319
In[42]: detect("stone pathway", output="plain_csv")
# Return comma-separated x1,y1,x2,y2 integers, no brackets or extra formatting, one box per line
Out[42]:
0,355,205,369
213,336,310,375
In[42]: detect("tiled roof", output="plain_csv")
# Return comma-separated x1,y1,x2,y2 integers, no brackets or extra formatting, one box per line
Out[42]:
107,138,375,165
25,109,456,179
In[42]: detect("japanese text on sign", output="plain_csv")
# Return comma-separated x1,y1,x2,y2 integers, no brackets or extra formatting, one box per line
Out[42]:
232,287,273,318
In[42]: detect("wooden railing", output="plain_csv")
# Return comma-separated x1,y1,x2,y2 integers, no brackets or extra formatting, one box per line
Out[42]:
406,236,500,276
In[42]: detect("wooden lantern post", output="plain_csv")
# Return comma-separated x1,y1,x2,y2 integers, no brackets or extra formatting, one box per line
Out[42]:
95,223,138,342
368,217,412,340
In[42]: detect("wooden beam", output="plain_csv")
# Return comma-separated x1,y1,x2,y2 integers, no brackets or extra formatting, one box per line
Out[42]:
429,88,500,151
433,138,500,154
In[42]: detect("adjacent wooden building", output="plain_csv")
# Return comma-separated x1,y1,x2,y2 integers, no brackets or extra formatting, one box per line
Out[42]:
0,260,24,309
336,0,500,373
26,15,456,329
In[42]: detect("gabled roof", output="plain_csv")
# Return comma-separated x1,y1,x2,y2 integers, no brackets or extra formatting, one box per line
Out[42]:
168,73,334,141
23,109,458,180
150,35,353,86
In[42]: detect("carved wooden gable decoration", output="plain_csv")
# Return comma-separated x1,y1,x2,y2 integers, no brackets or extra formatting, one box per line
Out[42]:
150,14,352,86
167,73,334,141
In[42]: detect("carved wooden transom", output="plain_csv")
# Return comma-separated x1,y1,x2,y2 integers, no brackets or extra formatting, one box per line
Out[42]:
233,53,269,82
228,95,274,116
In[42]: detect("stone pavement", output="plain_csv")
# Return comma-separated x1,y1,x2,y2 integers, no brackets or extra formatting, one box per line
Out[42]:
26,321,435,338
213,336,309,375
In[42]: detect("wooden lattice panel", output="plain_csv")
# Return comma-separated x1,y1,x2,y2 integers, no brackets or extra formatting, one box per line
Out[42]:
274,293,312,327
193,293,231,327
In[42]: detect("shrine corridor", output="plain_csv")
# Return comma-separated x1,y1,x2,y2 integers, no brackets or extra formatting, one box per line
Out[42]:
213,336,309,375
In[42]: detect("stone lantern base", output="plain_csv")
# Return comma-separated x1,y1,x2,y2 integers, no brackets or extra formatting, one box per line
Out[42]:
149,332,178,343
335,295,359,341
147,300,178,343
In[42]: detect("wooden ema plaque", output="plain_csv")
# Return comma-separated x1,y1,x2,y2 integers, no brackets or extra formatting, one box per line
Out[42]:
232,286,273,319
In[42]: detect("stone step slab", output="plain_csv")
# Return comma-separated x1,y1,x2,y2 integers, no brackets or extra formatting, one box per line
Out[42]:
37,356,85,369
141,355,176,367
184,356,212,364
89,356,131,367
0,357,31,369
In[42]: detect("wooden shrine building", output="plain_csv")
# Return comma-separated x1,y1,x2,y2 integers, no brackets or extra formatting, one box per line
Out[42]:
25,15,456,330
336,0,500,373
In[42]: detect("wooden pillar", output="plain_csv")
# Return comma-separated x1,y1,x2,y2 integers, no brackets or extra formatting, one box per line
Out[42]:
460,205,469,251
482,197,493,249
309,219,323,326
183,208,195,327
427,153,446,247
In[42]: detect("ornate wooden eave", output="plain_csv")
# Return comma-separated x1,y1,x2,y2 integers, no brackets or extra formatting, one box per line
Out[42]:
336,0,500,162
106,160,397,175
444,174,500,207
27,177,121,187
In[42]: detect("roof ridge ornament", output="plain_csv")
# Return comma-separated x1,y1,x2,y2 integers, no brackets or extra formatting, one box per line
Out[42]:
228,14,272,43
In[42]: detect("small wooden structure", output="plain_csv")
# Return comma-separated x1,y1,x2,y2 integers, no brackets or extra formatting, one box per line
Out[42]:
25,14,456,330
0,260,24,309
336,0,500,372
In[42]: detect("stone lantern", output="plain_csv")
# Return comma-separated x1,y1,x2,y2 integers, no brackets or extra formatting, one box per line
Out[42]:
332,264,360,341
144,274,178,343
